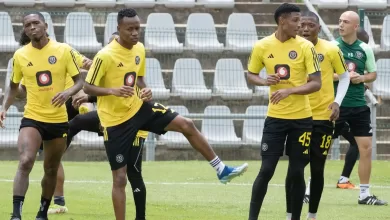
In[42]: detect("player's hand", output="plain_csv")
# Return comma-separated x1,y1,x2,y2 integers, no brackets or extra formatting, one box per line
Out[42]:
72,94,89,109
350,75,364,84
270,89,291,105
52,91,71,107
328,102,340,121
0,111,6,128
266,74,280,85
111,86,134,97
82,58,93,70
140,88,152,102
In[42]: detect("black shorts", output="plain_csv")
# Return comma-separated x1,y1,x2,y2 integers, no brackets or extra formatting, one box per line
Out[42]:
104,102,178,170
128,137,145,173
20,118,69,141
66,97,79,121
260,117,312,160
310,120,334,160
333,106,372,138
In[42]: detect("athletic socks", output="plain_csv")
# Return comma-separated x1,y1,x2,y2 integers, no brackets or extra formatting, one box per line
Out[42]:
54,196,65,206
12,195,25,218
286,212,292,220
209,156,225,175
308,212,317,219
338,176,349,183
360,184,370,200
36,196,51,218
129,178,146,220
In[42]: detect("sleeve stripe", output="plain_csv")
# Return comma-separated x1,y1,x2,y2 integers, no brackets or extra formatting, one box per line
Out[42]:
70,50,80,73
10,59,15,81
311,47,320,72
89,58,102,85
337,51,347,72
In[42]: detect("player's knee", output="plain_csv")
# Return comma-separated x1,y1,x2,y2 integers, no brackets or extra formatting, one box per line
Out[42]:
44,166,58,177
127,168,142,180
259,165,276,181
19,156,35,173
113,171,127,189
177,117,196,135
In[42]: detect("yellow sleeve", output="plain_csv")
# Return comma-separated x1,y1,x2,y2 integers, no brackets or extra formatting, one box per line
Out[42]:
71,48,85,68
65,46,80,77
85,52,109,86
247,42,264,74
304,44,321,74
20,78,25,86
138,50,146,77
11,54,22,84
136,130,149,139
331,47,347,75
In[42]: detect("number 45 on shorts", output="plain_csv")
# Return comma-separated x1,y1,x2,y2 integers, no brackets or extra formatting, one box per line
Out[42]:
299,132,311,155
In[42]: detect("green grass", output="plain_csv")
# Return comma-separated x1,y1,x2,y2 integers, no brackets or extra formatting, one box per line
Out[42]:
0,160,389,220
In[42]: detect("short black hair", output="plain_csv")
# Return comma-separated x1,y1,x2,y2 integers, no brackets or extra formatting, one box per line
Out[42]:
112,31,119,35
274,3,301,24
357,28,369,44
23,11,45,23
117,8,137,24
301,11,320,24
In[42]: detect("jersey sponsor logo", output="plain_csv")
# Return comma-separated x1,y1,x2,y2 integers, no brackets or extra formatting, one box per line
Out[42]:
355,51,363,59
36,70,53,87
124,71,136,87
288,50,297,60
116,154,124,163
48,56,57,64
135,56,140,65
261,143,268,151
274,64,290,80
318,54,324,62
346,62,356,72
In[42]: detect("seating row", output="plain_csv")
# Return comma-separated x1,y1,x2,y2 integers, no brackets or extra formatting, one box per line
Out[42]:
312,0,390,10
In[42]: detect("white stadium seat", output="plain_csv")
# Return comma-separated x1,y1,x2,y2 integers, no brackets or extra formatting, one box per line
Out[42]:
4,0,35,6
120,0,156,8
349,0,387,9
145,58,170,100
0,12,19,52
185,13,224,53
5,59,13,91
145,13,183,54
201,106,241,146
363,16,380,52
311,0,348,9
373,59,390,100
158,106,191,147
213,59,253,100
172,58,212,100
242,106,267,144
64,12,102,53
254,68,269,99
41,12,57,42
104,13,118,45
197,0,234,8
157,0,196,8
74,131,104,148
0,105,21,147
226,13,258,53
381,15,390,51
84,0,116,8
43,0,76,7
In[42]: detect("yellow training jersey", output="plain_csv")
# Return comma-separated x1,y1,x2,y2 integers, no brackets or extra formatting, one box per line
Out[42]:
85,40,145,127
309,38,347,120
248,34,321,119
11,40,80,123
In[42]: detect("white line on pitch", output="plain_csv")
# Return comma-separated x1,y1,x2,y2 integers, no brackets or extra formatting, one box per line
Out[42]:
0,179,390,189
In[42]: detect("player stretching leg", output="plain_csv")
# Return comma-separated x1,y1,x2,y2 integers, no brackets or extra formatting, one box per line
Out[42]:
286,12,350,220
247,4,322,220
83,8,248,220
333,11,387,205
0,12,83,220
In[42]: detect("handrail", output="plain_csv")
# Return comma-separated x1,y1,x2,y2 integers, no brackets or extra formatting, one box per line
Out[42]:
303,0,335,41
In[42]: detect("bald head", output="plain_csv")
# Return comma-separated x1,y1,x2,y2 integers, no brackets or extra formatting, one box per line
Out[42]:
339,11,360,38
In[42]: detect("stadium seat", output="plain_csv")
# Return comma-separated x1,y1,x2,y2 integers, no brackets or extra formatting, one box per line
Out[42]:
201,106,241,146
197,0,234,8
43,0,76,7
84,0,116,8
242,106,267,144
311,0,348,9
381,15,390,51
0,105,21,147
120,0,156,8
226,13,258,53
172,58,212,100
74,131,104,148
157,0,196,8
145,58,170,100
373,59,390,100
5,59,13,91
158,106,191,147
213,59,253,100
64,12,102,53
40,12,56,42
349,0,387,9
104,13,117,45
185,13,224,53
254,68,269,99
363,16,380,52
4,0,35,6
145,13,183,54
0,12,19,52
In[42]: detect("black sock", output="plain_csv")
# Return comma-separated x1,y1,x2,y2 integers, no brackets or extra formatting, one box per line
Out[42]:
12,195,25,218
285,166,293,214
341,131,359,178
128,174,146,220
308,156,326,214
249,156,279,220
36,196,51,218
54,196,65,206
288,158,307,220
